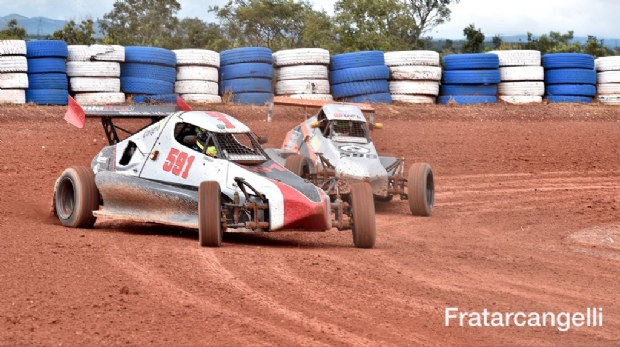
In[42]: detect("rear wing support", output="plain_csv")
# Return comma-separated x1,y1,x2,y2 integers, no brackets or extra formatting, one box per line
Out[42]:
267,96,376,123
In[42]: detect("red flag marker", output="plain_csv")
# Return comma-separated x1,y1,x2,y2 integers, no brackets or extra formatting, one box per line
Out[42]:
176,96,192,111
64,96,86,128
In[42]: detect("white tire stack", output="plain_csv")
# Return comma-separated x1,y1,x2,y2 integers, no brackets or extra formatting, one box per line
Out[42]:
173,49,221,103
595,56,620,105
385,51,440,104
488,50,543,104
0,40,27,104
273,48,332,100
67,45,125,105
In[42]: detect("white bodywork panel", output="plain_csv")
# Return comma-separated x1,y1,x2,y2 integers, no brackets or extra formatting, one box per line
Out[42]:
321,104,367,122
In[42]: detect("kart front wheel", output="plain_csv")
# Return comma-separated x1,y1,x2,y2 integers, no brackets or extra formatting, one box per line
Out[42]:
407,163,434,216
284,154,312,178
350,182,376,249
198,181,223,247
54,166,99,228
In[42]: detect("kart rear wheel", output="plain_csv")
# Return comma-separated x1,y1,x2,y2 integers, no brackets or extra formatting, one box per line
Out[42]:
408,163,434,216
54,166,99,228
284,154,312,178
350,182,376,248
199,181,223,247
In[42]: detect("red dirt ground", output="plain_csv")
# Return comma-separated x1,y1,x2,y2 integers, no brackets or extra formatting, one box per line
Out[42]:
1,102,619,346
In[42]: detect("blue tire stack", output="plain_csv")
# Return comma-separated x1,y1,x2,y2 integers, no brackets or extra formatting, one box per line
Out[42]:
219,47,274,105
439,53,500,105
121,46,177,104
543,53,596,103
329,51,392,104
25,40,69,105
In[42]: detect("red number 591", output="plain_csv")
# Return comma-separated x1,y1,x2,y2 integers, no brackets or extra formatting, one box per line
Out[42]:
163,148,195,179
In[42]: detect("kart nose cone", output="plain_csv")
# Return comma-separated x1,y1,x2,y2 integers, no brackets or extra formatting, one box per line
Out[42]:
335,157,388,196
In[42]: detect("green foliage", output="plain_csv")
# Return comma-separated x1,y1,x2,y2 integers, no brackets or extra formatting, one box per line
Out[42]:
210,0,327,51
0,19,27,39
583,36,610,57
299,9,337,51
99,0,181,48
461,23,484,53
441,38,454,54
491,34,502,49
399,0,461,49
332,0,411,53
516,30,611,56
171,18,230,51
50,19,95,44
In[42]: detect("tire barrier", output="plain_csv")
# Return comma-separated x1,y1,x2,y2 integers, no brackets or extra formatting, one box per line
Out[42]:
595,56,620,105
219,47,273,105
439,53,499,105
174,49,221,104
9,42,620,108
273,48,332,101
26,40,68,105
488,50,543,104
121,46,176,104
0,40,27,104
385,50,440,104
543,53,595,104
67,45,125,105
330,50,391,104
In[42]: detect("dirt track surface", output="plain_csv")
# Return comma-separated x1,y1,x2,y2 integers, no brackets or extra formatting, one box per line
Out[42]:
1,102,620,346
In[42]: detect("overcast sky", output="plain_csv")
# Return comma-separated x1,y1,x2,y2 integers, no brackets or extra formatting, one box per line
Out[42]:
5,0,620,39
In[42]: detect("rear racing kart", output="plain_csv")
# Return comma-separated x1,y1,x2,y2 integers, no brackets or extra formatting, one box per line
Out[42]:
264,97,435,216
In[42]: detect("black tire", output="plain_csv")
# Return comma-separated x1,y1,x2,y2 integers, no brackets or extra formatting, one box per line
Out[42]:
408,163,434,216
350,182,376,249
199,181,223,247
284,154,312,178
54,166,99,228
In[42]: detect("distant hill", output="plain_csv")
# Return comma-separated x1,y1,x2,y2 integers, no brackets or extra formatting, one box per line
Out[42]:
0,14,102,37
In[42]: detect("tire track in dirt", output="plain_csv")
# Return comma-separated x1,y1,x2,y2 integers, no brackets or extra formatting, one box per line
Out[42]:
106,244,326,346
197,249,379,346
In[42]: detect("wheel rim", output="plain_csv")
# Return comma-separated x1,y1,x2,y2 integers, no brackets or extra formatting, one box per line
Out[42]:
57,177,76,220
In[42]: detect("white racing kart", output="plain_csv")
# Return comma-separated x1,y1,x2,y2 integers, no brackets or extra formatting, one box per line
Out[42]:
50,97,377,248
264,97,434,216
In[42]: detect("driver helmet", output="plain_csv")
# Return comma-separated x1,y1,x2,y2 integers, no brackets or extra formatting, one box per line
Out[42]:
206,146,217,157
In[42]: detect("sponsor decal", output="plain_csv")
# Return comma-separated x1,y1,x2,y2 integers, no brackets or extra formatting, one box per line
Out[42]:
339,145,370,154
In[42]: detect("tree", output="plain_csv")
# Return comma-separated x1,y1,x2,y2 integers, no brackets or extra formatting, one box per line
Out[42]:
461,23,484,53
0,19,27,39
299,9,337,51
210,0,327,50
51,19,96,44
98,0,181,48
583,36,609,57
171,18,230,51
441,39,454,54
491,34,502,49
399,0,461,49
333,0,411,52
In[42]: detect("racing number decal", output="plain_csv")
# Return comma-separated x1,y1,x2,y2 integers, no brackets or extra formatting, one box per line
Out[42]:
205,111,235,129
163,148,195,179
